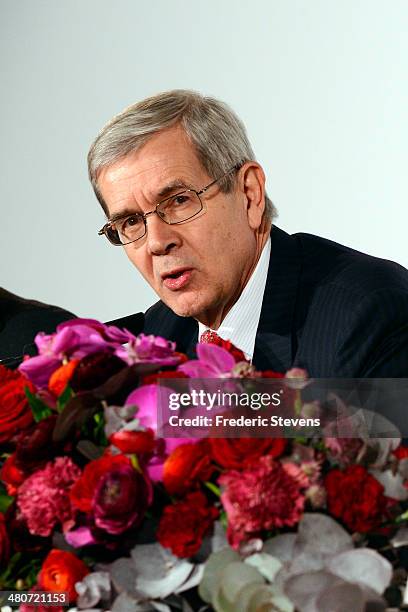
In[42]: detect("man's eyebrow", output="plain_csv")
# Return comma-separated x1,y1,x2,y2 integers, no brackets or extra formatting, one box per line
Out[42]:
108,179,195,222
157,179,194,198
109,209,143,223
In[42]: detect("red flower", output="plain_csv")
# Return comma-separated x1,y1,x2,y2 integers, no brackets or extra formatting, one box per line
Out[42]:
157,491,219,557
70,351,125,391
92,461,152,534
209,438,286,470
70,454,130,513
261,371,285,378
325,465,392,533
0,453,25,495
163,440,214,496
219,456,305,548
109,428,156,455
142,370,189,385
48,360,79,397
393,445,408,460
0,513,10,568
0,365,35,444
15,415,58,473
39,549,89,602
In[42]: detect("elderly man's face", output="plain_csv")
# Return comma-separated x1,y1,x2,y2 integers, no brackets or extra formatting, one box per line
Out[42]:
98,125,267,328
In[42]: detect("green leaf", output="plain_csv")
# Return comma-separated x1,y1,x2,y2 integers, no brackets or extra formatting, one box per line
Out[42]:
204,481,221,498
57,384,74,413
0,493,14,514
25,388,52,422
396,509,408,523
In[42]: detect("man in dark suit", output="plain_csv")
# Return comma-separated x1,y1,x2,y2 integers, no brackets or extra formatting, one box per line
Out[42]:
88,90,408,377
0,288,75,366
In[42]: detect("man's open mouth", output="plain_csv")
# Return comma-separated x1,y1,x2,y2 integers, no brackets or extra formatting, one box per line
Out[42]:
161,269,192,290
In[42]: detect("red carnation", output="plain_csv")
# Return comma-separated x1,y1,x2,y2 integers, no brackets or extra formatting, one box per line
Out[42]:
157,491,219,558
163,440,214,496
70,454,130,513
219,456,305,548
325,465,392,533
209,437,286,470
0,365,35,444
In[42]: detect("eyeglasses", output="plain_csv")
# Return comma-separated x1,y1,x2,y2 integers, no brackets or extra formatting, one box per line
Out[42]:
98,164,241,246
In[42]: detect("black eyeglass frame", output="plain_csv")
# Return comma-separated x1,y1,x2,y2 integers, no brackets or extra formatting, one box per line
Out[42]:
98,163,242,246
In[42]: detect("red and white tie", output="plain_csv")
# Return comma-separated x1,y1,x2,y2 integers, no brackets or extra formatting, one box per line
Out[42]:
199,330,221,344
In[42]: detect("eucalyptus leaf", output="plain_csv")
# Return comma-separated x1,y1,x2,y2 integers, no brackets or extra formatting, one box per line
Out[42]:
131,544,194,600
391,527,408,548
370,468,408,501
245,553,282,582
76,571,111,609
284,570,341,612
326,548,392,595
294,513,353,558
210,521,228,553
175,564,205,594
263,533,297,564
109,557,138,595
198,547,240,604
215,561,264,611
315,581,365,612
111,591,141,611
246,584,294,612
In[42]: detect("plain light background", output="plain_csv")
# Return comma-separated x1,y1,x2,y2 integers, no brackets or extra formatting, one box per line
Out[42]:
1,0,407,322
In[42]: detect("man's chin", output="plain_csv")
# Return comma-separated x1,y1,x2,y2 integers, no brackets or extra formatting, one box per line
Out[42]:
161,295,204,319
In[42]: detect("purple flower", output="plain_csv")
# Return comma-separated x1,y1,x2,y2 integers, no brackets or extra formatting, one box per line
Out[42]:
19,318,136,388
179,343,236,378
92,462,152,535
115,333,180,366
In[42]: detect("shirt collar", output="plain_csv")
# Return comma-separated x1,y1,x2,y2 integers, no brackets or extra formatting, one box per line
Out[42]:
198,238,271,359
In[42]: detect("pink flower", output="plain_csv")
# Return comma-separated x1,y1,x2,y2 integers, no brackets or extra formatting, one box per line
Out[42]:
125,385,194,481
115,334,180,366
17,457,81,537
219,456,305,548
179,344,236,378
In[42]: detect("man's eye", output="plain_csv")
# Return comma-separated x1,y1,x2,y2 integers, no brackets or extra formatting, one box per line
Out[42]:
173,194,191,206
122,215,141,229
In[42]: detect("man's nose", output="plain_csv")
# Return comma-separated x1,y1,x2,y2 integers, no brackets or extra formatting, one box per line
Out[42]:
144,212,181,255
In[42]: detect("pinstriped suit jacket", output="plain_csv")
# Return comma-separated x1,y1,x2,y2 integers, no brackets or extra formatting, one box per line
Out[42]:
144,226,408,376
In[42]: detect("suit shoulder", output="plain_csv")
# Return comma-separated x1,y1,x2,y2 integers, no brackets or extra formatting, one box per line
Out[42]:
293,232,408,300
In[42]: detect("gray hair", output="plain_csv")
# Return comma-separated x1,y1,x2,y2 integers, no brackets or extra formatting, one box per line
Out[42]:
88,89,277,220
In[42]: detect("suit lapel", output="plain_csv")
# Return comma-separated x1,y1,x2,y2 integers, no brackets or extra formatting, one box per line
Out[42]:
253,226,301,372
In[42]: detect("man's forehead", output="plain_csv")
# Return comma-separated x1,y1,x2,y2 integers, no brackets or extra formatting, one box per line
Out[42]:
104,127,205,180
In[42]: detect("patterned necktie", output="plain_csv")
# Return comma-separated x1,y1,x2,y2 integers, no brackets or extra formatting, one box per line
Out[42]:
199,329,221,344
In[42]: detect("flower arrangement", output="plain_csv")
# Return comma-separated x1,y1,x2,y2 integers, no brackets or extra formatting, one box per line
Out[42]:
0,318,407,611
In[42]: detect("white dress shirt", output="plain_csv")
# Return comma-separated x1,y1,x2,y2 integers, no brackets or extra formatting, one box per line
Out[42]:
198,238,271,361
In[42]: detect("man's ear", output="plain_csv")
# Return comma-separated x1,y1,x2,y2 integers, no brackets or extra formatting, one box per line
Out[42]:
238,162,266,230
